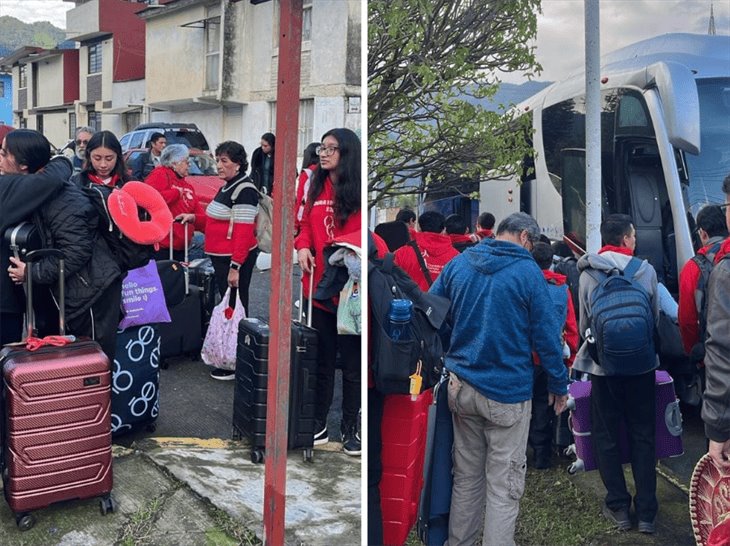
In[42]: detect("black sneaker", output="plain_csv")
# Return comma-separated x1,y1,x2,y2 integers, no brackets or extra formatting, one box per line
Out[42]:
601,503,631,531
210,368,236,381
342,423,361,457
313,423,328,446
638,519,656,534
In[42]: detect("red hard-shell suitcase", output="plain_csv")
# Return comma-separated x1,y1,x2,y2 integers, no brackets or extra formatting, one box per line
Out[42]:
380,388,433,546
232,276,317,463
1,249,115,531
566,369,683,473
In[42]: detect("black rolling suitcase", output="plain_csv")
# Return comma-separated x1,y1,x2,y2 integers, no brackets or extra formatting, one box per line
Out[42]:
157,226,203,366
187,257,219,330
232,277,317,463
111,324,161,436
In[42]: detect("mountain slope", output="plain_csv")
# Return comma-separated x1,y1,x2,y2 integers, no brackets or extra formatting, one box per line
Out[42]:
0,16,66,58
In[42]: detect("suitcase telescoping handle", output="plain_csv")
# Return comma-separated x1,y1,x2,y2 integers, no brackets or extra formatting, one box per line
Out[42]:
297,265,314,328
169,218,190,294
24,249,65,338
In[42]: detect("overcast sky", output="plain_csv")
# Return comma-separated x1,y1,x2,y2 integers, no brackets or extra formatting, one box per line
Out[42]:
0,0,72,29
502,0,730,84
0,0,727,86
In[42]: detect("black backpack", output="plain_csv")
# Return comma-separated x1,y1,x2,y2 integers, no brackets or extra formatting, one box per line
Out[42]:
553,256,580,316
585,257,656,375
368,251,450,395
688,242,722,363
83,184,153,272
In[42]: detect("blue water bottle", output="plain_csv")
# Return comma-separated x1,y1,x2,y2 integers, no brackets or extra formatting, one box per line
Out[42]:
388,299,412,341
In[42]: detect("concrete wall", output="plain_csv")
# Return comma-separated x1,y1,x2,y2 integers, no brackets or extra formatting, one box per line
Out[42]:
36,56,65,108
42,112,70,150
145,4,210,105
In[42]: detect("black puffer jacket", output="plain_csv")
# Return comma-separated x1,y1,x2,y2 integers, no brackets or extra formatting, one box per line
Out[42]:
31,181,122,320
0,157,70,314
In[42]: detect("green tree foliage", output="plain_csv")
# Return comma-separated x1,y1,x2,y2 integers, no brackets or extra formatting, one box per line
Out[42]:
0,16,66,57
368,0,542,206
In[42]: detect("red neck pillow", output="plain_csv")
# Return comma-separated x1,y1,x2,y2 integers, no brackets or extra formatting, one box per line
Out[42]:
107,181,173,246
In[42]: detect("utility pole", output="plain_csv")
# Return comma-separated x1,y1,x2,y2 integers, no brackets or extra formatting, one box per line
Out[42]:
261,0,303,544
584,0,601,253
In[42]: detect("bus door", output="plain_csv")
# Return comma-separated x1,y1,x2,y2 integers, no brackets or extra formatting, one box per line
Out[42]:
615,140,678,290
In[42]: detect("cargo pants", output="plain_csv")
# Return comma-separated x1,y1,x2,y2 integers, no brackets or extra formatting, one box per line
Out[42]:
446,374,531,546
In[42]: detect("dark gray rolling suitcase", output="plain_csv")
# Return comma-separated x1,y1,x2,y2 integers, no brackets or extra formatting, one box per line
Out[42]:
111,324,161,436
418,373,453,546
1,249,115,531
232,278,317,463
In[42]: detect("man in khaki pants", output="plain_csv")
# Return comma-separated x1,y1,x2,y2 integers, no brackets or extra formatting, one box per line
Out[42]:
429,212,569,546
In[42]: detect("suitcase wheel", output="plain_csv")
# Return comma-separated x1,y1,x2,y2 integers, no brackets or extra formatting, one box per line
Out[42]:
231,427,242,441
251,449,264,464
100,495,117,516
160,359,170,370
16,512,35,531
146,423,157,433
303,448,314,463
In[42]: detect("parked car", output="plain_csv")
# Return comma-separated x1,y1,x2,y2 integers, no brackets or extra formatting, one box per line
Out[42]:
123,148,223,208
120,123,210,153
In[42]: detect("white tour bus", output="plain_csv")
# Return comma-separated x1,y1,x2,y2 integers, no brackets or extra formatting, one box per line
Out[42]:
481,33,730,295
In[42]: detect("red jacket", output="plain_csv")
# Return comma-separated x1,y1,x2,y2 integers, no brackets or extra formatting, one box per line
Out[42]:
294,176,361,311
678,237,729,354
534,270,579,366
393,231,459,291
294,164,317,235
475,228,495,240
144,166,206,251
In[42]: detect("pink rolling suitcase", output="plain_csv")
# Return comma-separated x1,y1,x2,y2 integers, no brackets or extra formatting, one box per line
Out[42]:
566,370,683,473
1,249,115,531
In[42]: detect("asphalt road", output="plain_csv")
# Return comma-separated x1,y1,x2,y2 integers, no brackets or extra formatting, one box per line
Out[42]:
114,260,347,449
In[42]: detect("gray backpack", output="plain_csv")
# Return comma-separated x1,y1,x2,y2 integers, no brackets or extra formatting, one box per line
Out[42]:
231,181,274,253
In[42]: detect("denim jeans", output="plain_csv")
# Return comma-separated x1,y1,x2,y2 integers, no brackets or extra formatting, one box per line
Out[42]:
446,375,531,546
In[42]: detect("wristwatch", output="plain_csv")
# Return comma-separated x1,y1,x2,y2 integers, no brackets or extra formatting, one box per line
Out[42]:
230,263,240,271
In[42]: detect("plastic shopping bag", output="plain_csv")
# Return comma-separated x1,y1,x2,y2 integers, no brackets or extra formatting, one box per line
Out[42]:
119,260,171,329
337,277,361,335
201,287,246,370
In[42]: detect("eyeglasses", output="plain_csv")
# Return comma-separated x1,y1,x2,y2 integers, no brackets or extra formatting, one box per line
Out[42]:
316,145,339,157
75,139,89,146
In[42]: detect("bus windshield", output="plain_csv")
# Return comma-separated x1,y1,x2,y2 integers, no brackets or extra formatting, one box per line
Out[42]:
685,78,730,216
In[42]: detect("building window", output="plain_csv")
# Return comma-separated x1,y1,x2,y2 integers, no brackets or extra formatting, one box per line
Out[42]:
88,43,102,74
298,99,314,153
36,114,43,135
268,101,277,132
302,1,312,42
19,65,27,88
124,111,141,133
0,81,5,97
88,111,102,132
69,113,77,139
205,7,221,91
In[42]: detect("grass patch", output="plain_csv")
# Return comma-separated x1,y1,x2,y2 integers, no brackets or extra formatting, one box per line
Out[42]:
404,458,617,545
119,496,166,546
515,464,617,545
208,505,261,546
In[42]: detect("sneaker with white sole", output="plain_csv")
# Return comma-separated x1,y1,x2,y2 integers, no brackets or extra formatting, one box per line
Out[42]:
210,368,236,381
342,423,361,456
313,423,328,446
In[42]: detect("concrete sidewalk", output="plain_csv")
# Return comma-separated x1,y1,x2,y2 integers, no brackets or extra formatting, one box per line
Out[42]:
0,439,361,546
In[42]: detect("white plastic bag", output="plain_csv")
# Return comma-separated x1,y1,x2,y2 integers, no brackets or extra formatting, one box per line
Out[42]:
201,287,246,370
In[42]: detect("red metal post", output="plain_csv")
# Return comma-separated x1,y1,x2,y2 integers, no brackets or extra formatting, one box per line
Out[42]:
263,0,302,544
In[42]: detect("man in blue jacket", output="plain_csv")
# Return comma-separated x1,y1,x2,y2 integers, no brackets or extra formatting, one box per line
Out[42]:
430,212,568,546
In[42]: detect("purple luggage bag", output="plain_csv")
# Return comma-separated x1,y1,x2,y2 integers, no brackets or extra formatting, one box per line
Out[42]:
566,370,683,473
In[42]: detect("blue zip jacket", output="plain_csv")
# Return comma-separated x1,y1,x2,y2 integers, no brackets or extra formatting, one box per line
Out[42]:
430,238,568,403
